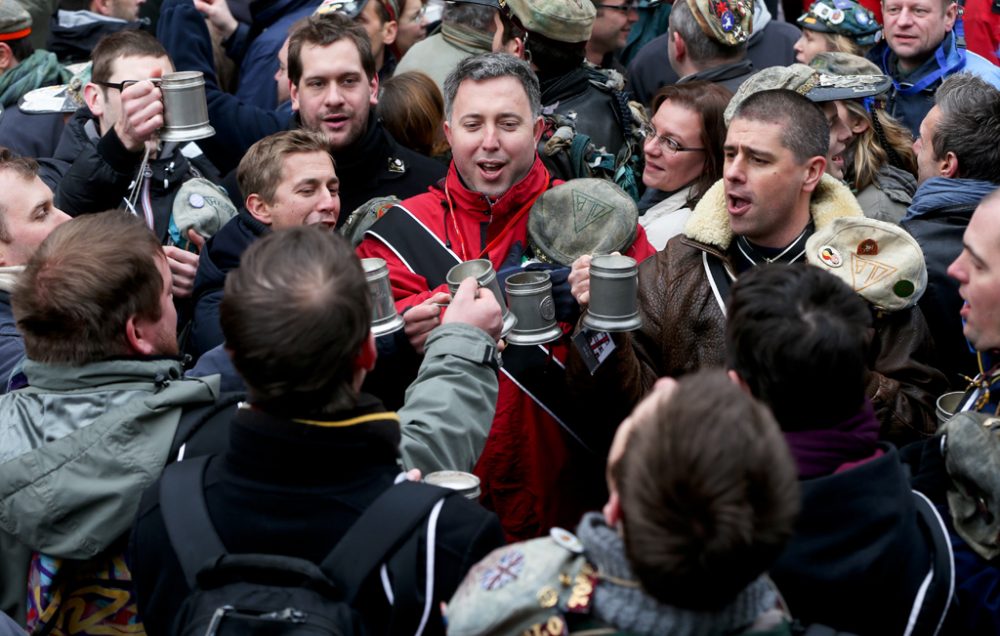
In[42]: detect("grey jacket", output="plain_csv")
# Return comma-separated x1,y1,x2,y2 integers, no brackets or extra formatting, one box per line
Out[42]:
0,358,220,621
397,322,499,474
854,164,916,225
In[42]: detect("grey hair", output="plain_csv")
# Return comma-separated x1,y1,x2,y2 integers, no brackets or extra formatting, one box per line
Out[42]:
443,52,541,120
442,2,495,31
668,0,745,64
932,73,1000,184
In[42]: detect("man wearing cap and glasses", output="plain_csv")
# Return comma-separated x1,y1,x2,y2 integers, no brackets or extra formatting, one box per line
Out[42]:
585,0,638,71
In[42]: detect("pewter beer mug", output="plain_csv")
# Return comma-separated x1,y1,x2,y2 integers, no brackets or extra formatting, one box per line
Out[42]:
582,254,641,332
362,258,405,337
445,259,517,337
158,71,216,142
504,270,562,345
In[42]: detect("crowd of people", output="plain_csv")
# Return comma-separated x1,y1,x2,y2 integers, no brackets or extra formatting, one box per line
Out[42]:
0,0,997,632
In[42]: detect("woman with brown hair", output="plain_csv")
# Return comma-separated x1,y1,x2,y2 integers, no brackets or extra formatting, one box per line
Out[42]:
638,80,732,250
377,70,450,159
811,52,917,223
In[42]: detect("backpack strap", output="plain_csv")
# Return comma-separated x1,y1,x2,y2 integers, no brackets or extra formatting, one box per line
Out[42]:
158,455,228,589
321,480,454,604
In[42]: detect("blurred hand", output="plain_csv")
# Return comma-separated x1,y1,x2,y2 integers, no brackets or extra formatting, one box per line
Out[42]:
525,262,578,323
442,277,502,341
163,244,200,298
194,0,239,39
569,254,592,307
404,291,449,354
115,68,165,152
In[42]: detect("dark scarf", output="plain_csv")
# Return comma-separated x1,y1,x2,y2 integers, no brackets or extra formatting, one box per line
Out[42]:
783,400,881,479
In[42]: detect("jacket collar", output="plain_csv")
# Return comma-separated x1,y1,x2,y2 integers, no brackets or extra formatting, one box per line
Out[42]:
444,155,551,223
225,394,402,485
683,173,862,251
21,357,189,391
679,58,754,84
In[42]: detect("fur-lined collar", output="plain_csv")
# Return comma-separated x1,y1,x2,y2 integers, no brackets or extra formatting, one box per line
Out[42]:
683,174,864,250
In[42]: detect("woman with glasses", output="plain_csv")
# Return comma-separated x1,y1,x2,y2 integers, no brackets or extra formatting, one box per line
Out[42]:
638,80,732,250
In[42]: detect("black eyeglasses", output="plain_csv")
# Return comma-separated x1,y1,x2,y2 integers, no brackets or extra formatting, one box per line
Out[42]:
639,123,705,154
596,1,637,11
93,79,144,92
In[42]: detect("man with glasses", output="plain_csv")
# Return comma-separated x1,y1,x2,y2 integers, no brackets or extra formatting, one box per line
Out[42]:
49,29,225,300
585,0,638,72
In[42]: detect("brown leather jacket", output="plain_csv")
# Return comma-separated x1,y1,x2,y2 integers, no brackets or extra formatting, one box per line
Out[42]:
568,175,947,445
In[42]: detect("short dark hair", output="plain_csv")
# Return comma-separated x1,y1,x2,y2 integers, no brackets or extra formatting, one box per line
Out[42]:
0,147,39,243
651,81,733,205
91,29,169,84
237,129,332,204
731,89,829,163
220,227,371,417
668,0,745,63
13,211,165,366
443,53,541,121
6,36,33,63
288,13,376,86
615,370,800,610
726,264,872,431
932,73,1000,184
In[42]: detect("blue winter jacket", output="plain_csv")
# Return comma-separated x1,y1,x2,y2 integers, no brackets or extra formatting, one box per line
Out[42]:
869,31,1000,137
158,0,291,174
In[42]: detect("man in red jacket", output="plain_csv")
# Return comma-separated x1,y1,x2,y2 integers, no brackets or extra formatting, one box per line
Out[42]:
357,52,653,540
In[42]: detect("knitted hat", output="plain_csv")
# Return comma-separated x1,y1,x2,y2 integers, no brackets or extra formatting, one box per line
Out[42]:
687,0,753,47
805,216,927,313
797,0,881,46
942,410,1000,560
723,63,892,124
528,179,637,266
0,0,30,41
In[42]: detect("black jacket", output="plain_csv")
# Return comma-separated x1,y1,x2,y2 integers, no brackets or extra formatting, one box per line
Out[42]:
188,209,268,358
539,66,629,160
626,18,800,107
325,115,445,220
130,400,505,636
51,108,224,243
771,445,953,636
47,11,146,64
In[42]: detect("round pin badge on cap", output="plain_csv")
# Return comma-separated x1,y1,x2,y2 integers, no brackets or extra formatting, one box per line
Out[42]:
550,527,584,554
818,245,843,268
188,193,205,209
855,7,869,24
829,8,845,23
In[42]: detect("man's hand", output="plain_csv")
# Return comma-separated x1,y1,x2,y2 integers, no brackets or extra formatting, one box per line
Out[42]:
569,254,593,307
442,277,502,341
194,0,239,40
115,68,165,152
163,230,206,299
404,291,449,354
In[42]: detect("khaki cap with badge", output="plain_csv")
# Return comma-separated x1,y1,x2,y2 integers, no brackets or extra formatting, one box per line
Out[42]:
805,216,927,313
528,179,638,266
453,0,596,42
0,0,31,41
723,62,892,124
